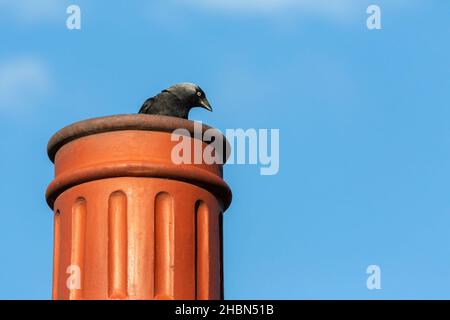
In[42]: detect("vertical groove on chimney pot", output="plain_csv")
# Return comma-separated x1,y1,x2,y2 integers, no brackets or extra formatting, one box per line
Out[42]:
194,202,198,299
154,192,174,299
108,191,128,299
70,198,86,300
196,201,210,300
219,212,224,300
52,210,61,300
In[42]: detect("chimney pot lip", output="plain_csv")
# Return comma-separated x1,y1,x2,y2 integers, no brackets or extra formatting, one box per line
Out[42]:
47,114,229,163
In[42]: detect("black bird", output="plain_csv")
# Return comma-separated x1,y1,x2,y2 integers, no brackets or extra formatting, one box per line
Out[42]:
139,83,212,119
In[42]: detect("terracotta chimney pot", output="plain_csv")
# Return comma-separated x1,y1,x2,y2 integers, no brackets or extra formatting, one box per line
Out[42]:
46,114,232,300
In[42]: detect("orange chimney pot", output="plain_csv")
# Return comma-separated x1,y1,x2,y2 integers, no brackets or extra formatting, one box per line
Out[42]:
46,114,232,300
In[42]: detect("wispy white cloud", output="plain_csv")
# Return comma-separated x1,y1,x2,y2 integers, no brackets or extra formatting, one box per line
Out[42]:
0,0,64,23
177,0,361,18
0,57,51,112
175,0,420,19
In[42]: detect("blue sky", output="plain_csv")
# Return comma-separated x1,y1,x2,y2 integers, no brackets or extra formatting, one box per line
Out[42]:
1,0,450,299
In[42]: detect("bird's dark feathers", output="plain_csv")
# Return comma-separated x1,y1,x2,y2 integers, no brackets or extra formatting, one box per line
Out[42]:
139,92,187,118
138,83,212,119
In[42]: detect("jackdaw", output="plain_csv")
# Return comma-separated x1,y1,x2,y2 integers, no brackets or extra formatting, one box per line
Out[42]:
139,83,212,119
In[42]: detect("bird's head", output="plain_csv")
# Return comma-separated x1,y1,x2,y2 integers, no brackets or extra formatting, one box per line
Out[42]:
166,82,212,112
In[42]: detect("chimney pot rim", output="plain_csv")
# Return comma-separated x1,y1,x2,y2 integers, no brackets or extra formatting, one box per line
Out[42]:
47,114,228,163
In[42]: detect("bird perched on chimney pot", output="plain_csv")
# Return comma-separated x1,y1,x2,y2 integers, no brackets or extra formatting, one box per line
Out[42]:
139,83,212,119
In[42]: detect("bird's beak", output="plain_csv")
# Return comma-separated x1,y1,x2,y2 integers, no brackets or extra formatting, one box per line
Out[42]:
199,97,213,112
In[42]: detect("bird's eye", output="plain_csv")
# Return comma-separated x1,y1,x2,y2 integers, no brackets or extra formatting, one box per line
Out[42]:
197,91,202,97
